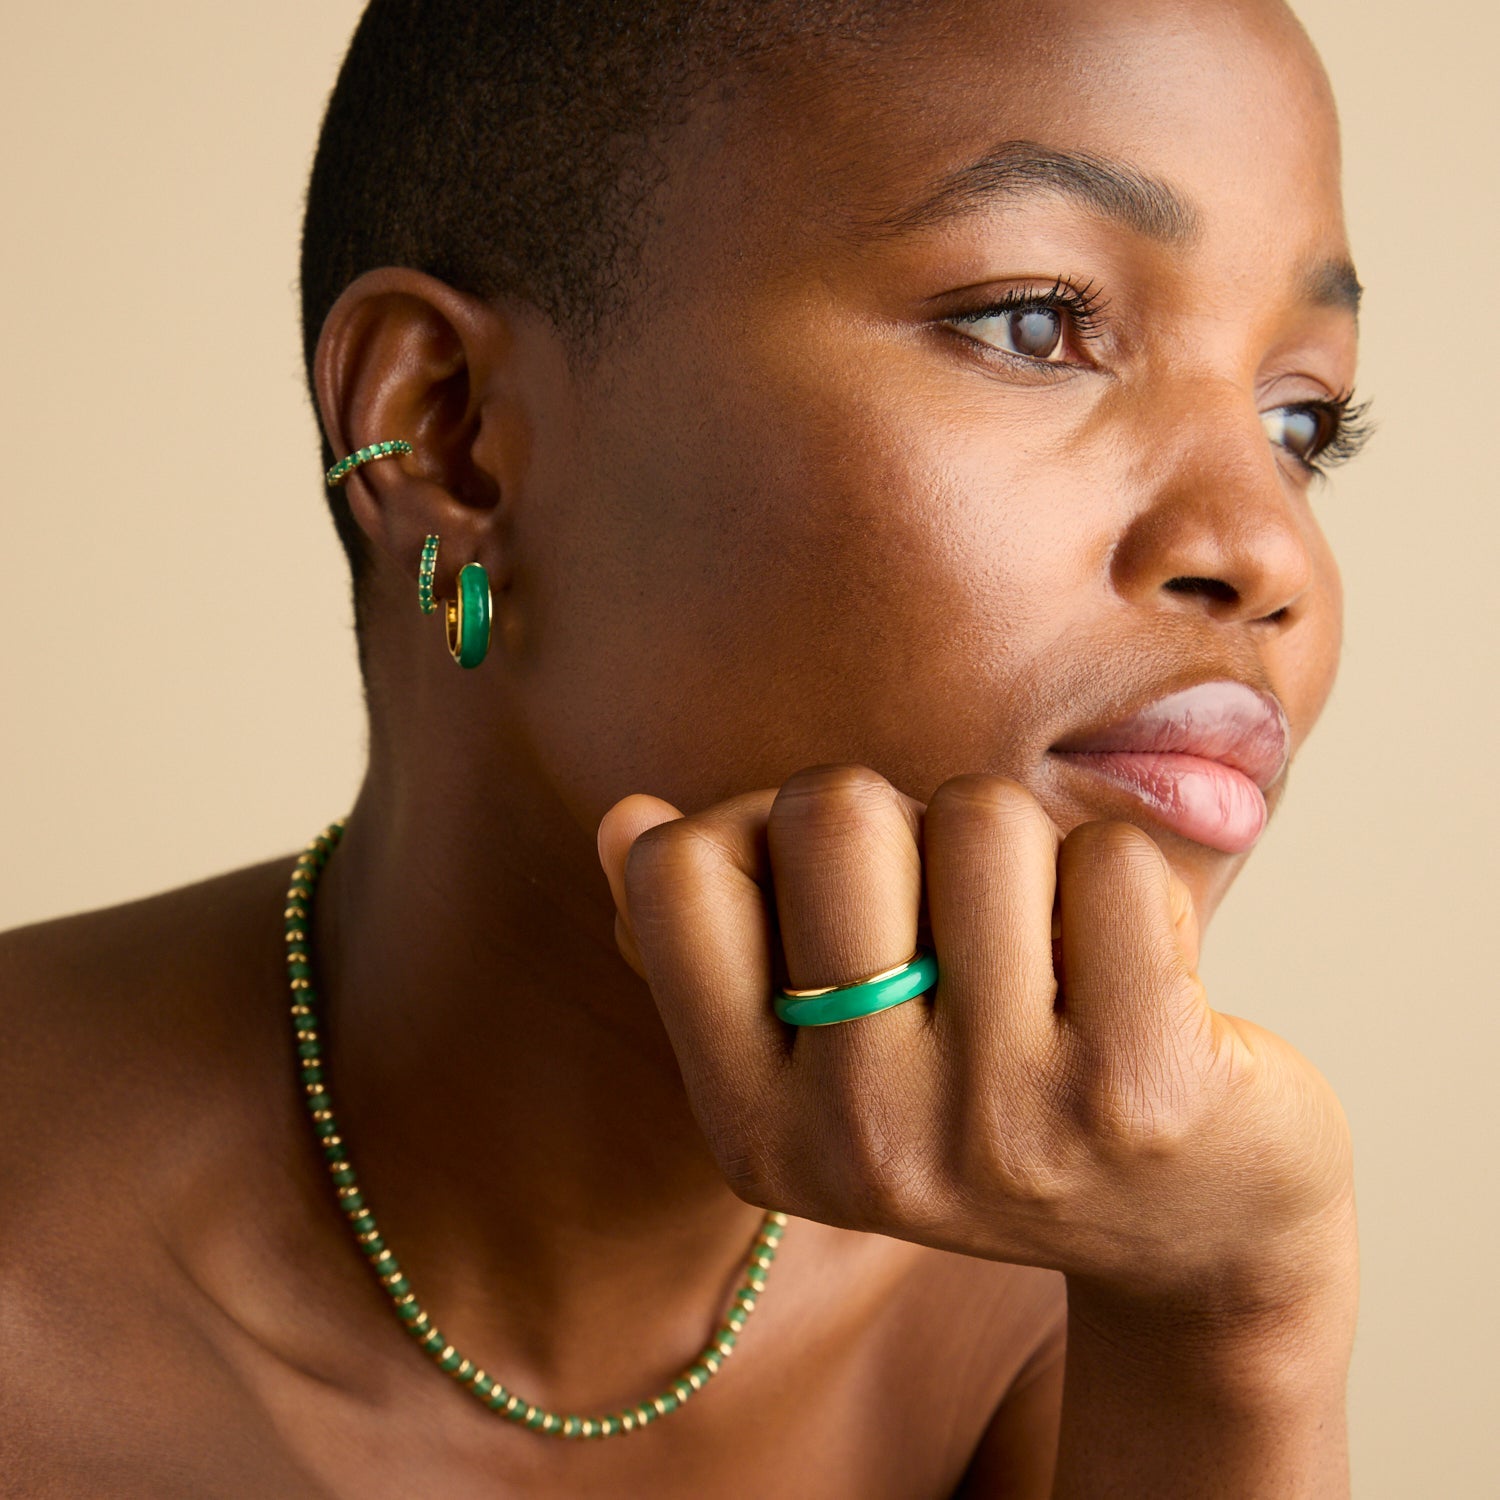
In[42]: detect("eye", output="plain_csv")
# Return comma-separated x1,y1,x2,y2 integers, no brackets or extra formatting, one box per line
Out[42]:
1262,405,1328,464
967,305,1067,361
943,276,1110,369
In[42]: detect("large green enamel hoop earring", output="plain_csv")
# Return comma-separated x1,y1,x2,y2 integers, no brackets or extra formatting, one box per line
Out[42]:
444,560,492,670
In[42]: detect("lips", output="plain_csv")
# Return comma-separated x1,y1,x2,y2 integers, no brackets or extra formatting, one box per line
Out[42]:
1050,679,1290,790
1047,679,1291,854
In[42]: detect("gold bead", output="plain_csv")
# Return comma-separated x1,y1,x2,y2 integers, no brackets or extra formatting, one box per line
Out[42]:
580,1419,597,1439
652,1396,668,1416
312,1108,334,1122
620,1412,636,1432
290,978,311,990
703,1354,722,1374
456,1359,473,1379
686,1371,704,1391
286,928,306,941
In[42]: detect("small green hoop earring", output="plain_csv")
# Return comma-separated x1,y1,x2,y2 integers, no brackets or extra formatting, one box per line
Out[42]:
444,561,492,670
418,534,439,616
325,439,413,488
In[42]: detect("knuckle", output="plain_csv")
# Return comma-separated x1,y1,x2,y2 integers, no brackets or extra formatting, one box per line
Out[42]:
769,764,899,837
1075,1054,1199,1159
828,1099,930,1231
1060,818,1166,877
951,1118,1072,1214
929,773,1042,826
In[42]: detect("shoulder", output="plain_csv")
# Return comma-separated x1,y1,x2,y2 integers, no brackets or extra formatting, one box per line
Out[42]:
0,855,298,1202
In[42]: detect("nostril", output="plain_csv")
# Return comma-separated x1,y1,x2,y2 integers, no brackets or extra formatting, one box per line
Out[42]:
1164,576,1237,604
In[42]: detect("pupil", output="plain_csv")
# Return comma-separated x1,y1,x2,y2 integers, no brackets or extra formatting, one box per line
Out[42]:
1281,409,1321,457
1010,307,1061,358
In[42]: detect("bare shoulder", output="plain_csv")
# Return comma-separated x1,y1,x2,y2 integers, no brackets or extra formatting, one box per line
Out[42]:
0,854,297,1183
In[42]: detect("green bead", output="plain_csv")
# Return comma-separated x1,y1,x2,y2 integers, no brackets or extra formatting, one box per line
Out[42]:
525,1409,545,1429
340,1191,364,1212
658,1394,679,1413
716,1330,738,1348
397,1300,423,1323
301,1065,324,1084
473,1373,494,1396
322,1143,347,1164
296,1040,320,1058
599,1417,619,1437
438,1348,462,1372
386,1275,411,1298
562,1416,581,1438
287,961,312,979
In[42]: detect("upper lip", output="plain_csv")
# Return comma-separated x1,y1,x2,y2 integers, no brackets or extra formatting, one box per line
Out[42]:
1049,678,1291,792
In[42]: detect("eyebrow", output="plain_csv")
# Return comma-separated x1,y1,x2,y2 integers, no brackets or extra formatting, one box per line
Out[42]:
852,137,1362,317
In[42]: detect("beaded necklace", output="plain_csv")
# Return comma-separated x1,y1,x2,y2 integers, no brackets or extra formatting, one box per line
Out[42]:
284,818,788,1439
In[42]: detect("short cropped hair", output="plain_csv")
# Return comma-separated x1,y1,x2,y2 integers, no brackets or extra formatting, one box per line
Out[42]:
299,0,894,667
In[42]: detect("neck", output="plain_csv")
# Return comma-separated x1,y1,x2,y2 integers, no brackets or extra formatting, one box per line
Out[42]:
305,732,768,1396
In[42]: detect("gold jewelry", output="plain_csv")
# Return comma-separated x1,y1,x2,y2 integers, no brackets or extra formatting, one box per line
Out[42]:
284,819,789,1438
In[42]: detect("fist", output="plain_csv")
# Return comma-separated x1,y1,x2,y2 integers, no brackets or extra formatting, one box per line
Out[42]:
596,764,1353,1312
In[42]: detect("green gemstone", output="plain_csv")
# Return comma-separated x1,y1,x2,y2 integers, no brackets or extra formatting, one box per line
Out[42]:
360,1234,385,1254
314,1117,340,1139
688,1364,709,1383
397,1300,423,1323
716,1331,737,1348
473,1373,494,1396
322,1143,346,1163
658,1393,679,1413
350,1212,376,1235
301,1065,324,1084
387,1275,411,1298
562,1416,581,1438
421,1329,445,1351
525,1409,545,1429
287,961,312,979
330,1165,356,1186
341,1191,364,1212
297,1040,320,1059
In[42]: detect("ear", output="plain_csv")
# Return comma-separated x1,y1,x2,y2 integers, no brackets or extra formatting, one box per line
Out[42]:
312,266,513,593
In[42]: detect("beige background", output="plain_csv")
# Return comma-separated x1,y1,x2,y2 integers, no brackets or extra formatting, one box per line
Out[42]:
2,3,1494,1493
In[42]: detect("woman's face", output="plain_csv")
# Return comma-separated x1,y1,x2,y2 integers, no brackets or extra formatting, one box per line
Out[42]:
482,0,1357,932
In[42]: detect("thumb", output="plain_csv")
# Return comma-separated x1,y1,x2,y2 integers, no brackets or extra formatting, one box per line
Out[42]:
597,793,686,977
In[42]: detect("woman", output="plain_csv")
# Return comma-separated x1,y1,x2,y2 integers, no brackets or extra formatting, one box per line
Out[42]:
1,0,1370,1493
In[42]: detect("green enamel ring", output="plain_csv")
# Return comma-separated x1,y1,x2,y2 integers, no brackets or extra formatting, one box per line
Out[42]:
773,947,938,1027
448,561,492,669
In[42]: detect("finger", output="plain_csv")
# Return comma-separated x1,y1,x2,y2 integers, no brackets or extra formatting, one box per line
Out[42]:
764,766,940,1200
598,793,685,976
1054,820,1208,1057
922,775,1064,1070
616,785,790,1157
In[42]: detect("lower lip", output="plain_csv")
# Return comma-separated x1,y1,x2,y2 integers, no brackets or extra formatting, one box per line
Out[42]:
1049,750,1268,854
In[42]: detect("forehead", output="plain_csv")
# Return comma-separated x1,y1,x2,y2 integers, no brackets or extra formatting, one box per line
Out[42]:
648,0,1350,312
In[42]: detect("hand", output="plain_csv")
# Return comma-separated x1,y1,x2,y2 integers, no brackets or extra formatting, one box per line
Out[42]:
596,764,1355,1321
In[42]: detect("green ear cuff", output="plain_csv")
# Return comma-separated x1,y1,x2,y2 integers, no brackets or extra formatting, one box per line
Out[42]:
325,439,413,487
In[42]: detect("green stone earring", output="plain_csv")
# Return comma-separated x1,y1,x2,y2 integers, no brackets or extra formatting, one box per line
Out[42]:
444,560,492,670
418,534,439,615
324,439,412,488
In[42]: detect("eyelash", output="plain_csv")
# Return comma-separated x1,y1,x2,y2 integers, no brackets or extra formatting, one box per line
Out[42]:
949,275,1111,352
945,278,1375,478
1287,390,1376,478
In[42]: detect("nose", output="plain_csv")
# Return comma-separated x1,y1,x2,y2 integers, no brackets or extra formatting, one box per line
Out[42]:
1108,377,1317,626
